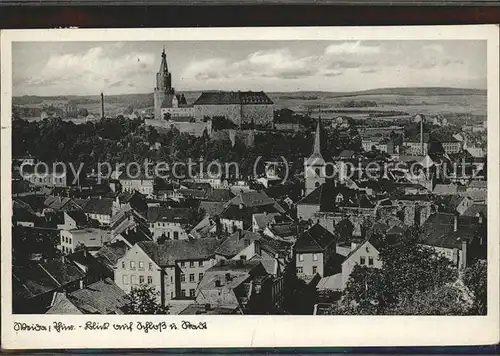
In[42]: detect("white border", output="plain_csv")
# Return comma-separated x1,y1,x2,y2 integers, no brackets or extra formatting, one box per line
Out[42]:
1,26,499,350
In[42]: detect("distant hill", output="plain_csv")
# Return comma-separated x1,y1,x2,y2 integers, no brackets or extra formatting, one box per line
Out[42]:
13,87,486,105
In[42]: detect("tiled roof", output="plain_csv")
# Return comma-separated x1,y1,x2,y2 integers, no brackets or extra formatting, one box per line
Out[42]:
137,239,221,266
79,197,114,216
119,226,152,245
205,189,234,202
193,91,273,105
68,278,128,314
146,207,191,223
189,216,217,239
433,184,458,195
462,204,487,217
227,190,278,209
468,180,487,189
337,150,356,158
38,257,86,286
95,241,129,272
253,212,281,230
419,213,478,249
294,223,336,253
44,196,73,210
199,201,226,217
215,231,262,258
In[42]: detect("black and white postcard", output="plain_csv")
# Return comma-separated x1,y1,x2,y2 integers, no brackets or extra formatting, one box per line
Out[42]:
1,26,499,349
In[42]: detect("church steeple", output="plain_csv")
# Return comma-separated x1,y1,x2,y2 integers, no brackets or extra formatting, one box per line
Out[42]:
312,118,322,156
156,47,172,93
304,118,327,196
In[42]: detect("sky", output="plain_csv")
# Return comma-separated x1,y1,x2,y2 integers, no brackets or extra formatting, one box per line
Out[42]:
12,40,486,96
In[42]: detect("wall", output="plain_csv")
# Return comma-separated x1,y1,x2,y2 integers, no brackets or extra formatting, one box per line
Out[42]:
296,251,324,278
145,119,211,138
177,258,216,298
154,89,166,120
241,104,274,127
161,106,194,118
297,204,321,222
150,222,189,241
211,129,255,147
193,104,242,125
115,244,170,305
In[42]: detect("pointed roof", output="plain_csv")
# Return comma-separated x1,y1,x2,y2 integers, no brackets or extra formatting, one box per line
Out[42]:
305,120,326,166
159,47,168,73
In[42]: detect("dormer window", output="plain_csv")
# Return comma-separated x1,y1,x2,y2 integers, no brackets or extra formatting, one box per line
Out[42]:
315,168,321,176
336,193,344,203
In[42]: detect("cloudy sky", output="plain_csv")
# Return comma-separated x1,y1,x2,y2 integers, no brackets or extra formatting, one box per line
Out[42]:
13,40,486,96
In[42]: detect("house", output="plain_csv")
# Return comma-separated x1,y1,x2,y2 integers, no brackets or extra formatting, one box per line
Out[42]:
294,223,337,281
94,241,129,277
146,207,192,241
403,133,430,155
194,259,280,314
75,197,114,225
57,210,99,230
109,205,149,239
263,221,302,242
111,225,153,248
59,228,110,255
46,278,128,314
252,212,284,232
189,216,218,239
119,171,154,196
44,196,82,212
340,234,384,290
112,190,148,215
418,213,484,268
219,190,285,233
215,230,262,262
114,239,221,305
362,138,394,154
448,195,474,215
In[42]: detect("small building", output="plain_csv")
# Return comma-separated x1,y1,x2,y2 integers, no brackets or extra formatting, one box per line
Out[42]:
294,223,337,281
146,207,192,241
59,228,110,255
119,172,154,196
114,239,221,305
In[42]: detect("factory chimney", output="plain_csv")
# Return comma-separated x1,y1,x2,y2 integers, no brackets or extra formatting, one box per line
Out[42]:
101,92,105,119
420,114,424,155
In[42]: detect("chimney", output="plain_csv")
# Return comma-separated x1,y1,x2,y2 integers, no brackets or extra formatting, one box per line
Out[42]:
101,92,105,119
79,279,84,290
453,214,458,232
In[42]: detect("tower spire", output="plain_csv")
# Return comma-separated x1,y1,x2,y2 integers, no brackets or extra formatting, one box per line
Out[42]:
313,118,322,155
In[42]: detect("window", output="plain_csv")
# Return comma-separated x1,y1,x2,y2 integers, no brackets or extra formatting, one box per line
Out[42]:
180,273,185,282
189,274,195,282
298,254,304,262
174,231,179,240
189,289,195,298
170,276,173,283
180,261,185,267
147,276,153,284
149,263,153,271
198,260,203,267
199,273,203,281
122,275,129,284
315,168,320,176
240,255,247,261
312,253,318,261
121,262,125,269
190,261,195,268
69,238,72,244
181,289,186,297
312,266,317,274
360,256,366,265
297,267,303,274
171,292,174,299
130,261,136,269
139,276,144,284
139,261,144,269
368,257,374,266
131,275,137,285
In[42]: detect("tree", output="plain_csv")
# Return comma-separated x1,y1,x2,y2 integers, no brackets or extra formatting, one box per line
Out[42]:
463,259,487,315
334,229,461,315
123,285,170,314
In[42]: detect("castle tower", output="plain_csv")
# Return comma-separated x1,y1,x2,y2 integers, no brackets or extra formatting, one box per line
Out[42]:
154,48,174,120
304,119,326,196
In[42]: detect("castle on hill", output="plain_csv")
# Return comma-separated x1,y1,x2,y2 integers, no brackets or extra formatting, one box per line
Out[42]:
151,48,274,130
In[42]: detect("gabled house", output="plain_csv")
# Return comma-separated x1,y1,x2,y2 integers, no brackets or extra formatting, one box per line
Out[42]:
114,239,221,305
146,207,192,241
118,171,154,196
418,212,485,269
294,223,337,281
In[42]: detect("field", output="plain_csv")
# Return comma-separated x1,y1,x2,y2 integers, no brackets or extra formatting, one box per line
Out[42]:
13,87,487,122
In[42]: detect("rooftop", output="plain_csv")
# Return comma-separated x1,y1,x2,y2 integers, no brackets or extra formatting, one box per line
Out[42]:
137,239,221,266
193,91,273,106
295,223,336,253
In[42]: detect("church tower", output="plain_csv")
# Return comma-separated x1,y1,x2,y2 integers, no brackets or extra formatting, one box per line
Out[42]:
304,119,327,196
154,48,174,120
